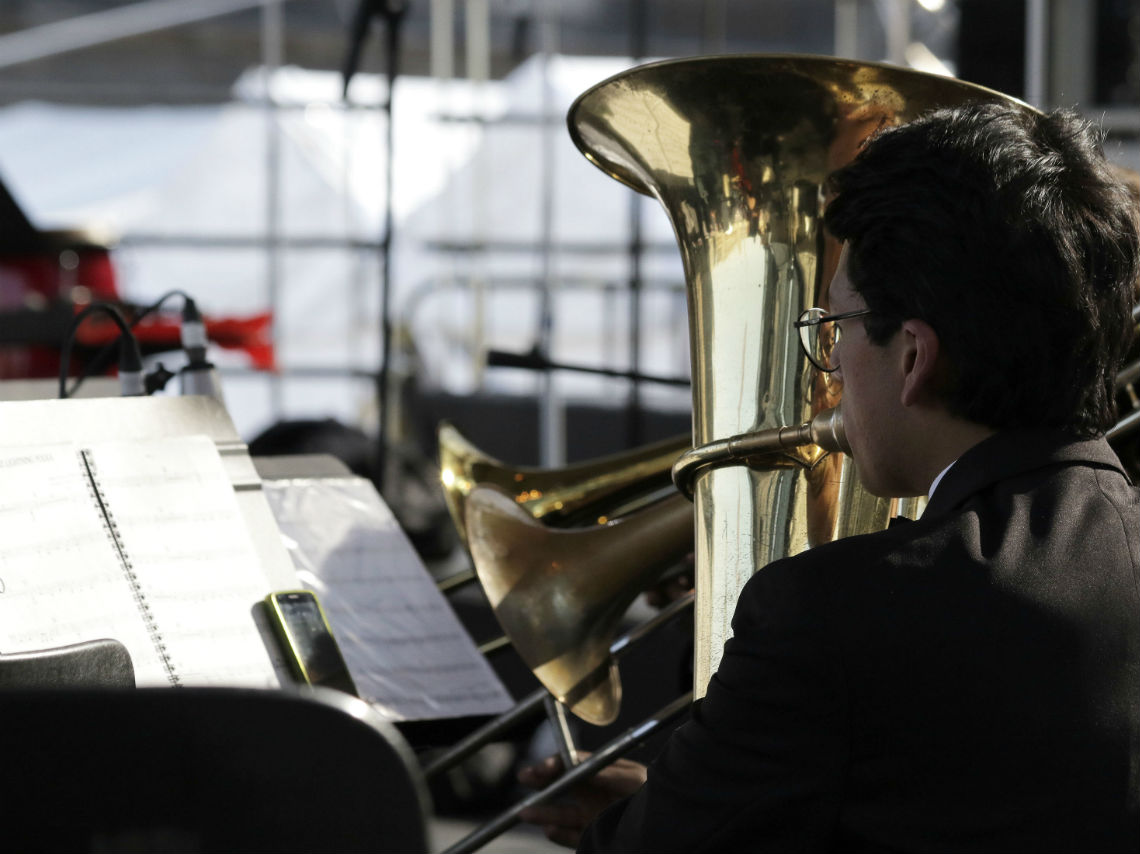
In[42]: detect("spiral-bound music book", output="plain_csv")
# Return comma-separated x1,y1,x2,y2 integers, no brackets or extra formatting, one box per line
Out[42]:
0,434,281,687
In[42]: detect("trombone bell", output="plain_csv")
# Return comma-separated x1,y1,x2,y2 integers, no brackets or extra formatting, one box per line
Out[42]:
438,421,688,546
465,485,693,726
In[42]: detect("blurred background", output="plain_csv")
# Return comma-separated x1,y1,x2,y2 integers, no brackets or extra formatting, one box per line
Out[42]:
0,1,1137,555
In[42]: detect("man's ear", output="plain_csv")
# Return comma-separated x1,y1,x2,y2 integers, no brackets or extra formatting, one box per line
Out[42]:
899,318,940,408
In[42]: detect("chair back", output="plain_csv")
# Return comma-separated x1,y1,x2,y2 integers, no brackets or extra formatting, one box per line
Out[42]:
0,638,135,689
0,686,431,854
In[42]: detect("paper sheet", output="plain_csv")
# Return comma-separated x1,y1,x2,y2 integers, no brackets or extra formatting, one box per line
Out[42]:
86,436,280,687
0,444,159,675
263,477,512,721
0,437,280,688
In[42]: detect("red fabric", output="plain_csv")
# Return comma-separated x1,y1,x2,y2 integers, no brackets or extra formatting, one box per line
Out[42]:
75,311,276,371
0,248,276,377
0,248,119,378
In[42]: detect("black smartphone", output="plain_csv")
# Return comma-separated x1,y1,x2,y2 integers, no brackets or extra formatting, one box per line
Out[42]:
264,590,357,696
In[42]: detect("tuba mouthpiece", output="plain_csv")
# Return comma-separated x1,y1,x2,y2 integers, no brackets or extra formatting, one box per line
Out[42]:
808,406,850,456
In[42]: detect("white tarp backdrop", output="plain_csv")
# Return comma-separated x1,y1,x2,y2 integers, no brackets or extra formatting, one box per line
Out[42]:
0,56,693,439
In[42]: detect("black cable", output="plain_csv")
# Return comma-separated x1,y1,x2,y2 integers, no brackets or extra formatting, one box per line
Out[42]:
64,289,192,398
58,303,143,399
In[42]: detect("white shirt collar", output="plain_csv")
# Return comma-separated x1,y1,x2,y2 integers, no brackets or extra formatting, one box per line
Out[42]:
927,459,955,500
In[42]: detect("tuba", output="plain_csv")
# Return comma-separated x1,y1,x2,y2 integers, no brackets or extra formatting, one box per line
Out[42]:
568,55,1027,692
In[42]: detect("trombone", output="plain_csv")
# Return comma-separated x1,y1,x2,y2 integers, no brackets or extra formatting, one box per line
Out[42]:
435,421,691,652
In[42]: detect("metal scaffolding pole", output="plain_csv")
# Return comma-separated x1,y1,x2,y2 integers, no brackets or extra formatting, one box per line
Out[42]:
884,0,910,66
835,0,859,59
261,0,285,418
1025,0,1049,108
0,0,270,70
536,4,565,467
626,0,649,450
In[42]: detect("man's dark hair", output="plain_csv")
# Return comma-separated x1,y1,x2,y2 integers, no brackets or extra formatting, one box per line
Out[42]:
824,102,1139,436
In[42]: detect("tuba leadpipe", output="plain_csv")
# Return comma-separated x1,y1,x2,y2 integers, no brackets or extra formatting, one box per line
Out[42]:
671,405,849,498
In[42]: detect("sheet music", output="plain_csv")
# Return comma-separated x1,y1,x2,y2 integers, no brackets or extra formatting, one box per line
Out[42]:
0,437,280,688
0,444,160,676
263,477,513,721
86,437,280,688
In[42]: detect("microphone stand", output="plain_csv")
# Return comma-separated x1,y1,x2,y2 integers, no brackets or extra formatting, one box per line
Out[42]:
342,0,409,495
485,347,690,388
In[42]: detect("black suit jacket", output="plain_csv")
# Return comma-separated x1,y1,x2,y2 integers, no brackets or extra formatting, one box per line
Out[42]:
580,430,1140,853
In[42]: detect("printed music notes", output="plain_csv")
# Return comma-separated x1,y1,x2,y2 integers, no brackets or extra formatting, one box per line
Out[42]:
0,436,280,688
263,477,513,721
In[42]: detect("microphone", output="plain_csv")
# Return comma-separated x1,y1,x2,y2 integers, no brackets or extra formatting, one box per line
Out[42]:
177,297,224,403
117,328,145,397
180,296,208,365
486,347,690,387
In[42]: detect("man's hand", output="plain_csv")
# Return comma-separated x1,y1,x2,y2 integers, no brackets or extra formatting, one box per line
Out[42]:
643,572,693,609
644,552,694,610
517,753,648,848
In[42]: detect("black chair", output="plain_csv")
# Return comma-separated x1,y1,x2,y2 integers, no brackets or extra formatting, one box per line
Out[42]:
0,638,135,689
0,686,431,853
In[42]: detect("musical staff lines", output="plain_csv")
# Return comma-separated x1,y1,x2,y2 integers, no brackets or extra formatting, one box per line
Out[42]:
0,436,281,690
263,476,513,721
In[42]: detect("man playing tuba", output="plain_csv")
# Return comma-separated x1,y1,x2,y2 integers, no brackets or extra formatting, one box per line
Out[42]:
521,101,1140,853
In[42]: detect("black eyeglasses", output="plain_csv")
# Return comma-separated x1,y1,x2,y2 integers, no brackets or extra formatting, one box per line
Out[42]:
793,307,873,372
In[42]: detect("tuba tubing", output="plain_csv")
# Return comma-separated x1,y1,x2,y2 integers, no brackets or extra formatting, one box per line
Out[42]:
1108,406,1140,442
